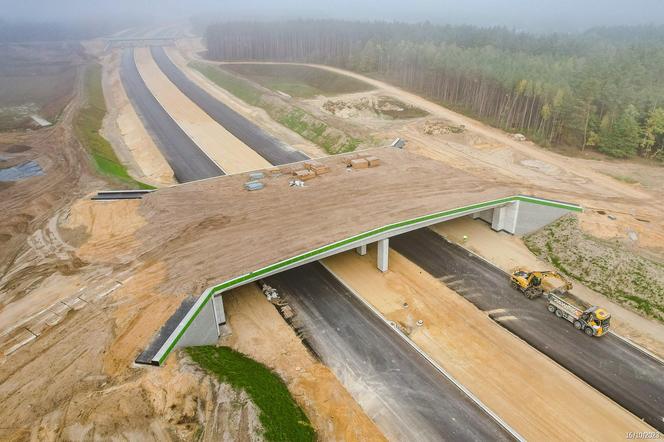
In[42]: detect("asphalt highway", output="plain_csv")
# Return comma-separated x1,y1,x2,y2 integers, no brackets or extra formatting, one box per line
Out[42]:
150,46,308,165
120,48,222,182
391,227,664,431
267,263,513,441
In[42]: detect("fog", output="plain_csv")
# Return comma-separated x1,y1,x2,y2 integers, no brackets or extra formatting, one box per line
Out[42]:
2,0,664,32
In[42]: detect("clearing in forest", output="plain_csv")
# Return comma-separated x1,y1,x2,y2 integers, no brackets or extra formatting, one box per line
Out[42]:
220,63,375,98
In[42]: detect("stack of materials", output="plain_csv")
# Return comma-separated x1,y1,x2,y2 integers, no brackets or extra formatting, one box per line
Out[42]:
294,169,316,181
365,156,380,167
244,180,264,191
304,160,330,175
350,158,369,169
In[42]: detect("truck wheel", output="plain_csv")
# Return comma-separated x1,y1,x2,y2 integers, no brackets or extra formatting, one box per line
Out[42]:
547,304,556,313
584,327,594,336
555,309,563,318
574,320,582,330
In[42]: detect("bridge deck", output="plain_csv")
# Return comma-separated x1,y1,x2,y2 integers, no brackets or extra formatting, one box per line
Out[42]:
136,147,518,297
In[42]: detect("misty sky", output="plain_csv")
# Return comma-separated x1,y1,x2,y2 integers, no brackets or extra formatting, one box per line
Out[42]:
2,0,664,32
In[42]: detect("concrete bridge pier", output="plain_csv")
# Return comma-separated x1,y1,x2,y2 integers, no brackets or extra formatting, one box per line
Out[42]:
491,201,520,234
377,238,389,272
356,244,367,256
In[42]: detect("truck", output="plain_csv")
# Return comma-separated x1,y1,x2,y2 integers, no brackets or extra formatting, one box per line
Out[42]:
511,268,611,337
546,290,611,337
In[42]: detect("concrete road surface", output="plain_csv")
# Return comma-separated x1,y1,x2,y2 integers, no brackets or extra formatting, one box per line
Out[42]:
150,46,308,166
267,263,513,441
120,48,222,182
392,227,664,431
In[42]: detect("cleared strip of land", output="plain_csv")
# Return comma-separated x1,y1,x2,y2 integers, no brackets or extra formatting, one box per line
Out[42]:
134,47,271,174
323,247,654,440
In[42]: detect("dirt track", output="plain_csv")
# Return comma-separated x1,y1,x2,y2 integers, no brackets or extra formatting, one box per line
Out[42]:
324,248,654,439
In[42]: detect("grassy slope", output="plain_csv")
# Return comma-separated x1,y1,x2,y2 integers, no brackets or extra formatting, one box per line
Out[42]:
186,346,315,442
524,215,664,322
190,61,360,154
74,63,153,189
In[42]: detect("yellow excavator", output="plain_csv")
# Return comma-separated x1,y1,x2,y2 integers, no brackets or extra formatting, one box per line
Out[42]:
510,268,611,337
510,269,572,299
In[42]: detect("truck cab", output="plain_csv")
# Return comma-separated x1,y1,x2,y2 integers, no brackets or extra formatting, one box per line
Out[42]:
579,306,611,336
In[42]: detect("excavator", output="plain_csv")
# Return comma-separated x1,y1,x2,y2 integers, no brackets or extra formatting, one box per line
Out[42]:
510,269,572,299
510,268,611,337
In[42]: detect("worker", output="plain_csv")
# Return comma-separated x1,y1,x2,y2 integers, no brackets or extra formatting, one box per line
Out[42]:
462,234,469,243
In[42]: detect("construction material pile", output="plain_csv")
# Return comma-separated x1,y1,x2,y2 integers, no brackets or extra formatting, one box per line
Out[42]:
423,120,466,135
344,154,381,169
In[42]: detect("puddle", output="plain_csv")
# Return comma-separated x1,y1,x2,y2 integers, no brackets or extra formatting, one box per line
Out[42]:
0,160,44,181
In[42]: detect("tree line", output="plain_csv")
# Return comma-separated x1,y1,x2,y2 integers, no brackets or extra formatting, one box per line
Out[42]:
206,20,664,160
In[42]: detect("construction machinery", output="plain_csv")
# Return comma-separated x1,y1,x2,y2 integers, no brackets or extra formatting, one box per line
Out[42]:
511,268,611,337
510,269,572,299
546,291,611,336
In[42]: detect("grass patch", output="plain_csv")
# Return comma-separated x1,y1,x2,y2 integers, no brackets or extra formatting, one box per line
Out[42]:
524,215,664,322
187,346,315,442
190,61,262,106
74,63,153,189
220,63,374,98
278,108,360,154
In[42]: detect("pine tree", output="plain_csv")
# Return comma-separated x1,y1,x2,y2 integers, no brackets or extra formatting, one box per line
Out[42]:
599,105,641,157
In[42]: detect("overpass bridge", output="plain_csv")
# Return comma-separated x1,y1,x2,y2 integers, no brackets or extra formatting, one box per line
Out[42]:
133,147,580,366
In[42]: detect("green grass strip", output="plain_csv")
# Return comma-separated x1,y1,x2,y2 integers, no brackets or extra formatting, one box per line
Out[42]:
186,346,315,442
189,61,262,106
74,63,154,189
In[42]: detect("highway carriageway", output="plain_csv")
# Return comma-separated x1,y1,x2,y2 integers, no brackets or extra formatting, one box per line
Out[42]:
391,228,664,431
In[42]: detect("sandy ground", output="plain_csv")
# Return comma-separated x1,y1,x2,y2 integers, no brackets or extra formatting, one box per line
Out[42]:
169,43,326,159
222,285,386,441
101,50,176,187
323,248,654,439
133,47,271,174
0,63,259,439
432,216,664,358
